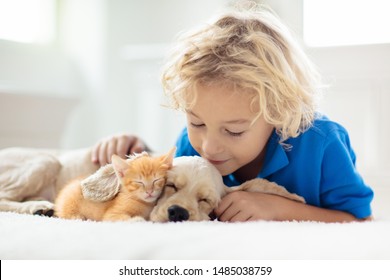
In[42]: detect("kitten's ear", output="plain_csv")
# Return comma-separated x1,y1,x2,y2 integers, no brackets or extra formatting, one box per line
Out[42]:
111,154,130,179
161,146,176,168
81,164,120,202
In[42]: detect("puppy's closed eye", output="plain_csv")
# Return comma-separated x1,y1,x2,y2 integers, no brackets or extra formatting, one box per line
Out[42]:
165,183,177,192
198,198,210,204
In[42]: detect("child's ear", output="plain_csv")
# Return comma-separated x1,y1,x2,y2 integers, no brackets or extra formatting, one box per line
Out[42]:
111,154,130,178
161,146,176,168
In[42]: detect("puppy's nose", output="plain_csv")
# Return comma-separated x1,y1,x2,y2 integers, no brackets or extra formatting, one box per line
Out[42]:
167,205,189,222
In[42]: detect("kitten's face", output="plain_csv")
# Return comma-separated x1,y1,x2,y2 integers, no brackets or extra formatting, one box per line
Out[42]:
112,148,175,203
121,156,169,203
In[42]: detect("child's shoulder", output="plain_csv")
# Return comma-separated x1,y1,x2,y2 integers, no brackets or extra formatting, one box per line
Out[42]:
307,113,349,139
285,113,351,149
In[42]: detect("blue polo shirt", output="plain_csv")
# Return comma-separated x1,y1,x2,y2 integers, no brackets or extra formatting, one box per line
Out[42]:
174,115,373,219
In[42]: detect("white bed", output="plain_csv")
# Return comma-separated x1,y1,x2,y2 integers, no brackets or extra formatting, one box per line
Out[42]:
1,186,389,260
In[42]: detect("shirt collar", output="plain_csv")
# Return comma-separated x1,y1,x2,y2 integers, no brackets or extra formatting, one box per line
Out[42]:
259,130,289,178
223,130,289,186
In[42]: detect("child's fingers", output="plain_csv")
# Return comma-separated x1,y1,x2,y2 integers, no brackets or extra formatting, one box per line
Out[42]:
98,140,109,165
214,195,236,221
129,137,146,154
91,143,99,164
115,134,146,154
107,137,118,163
91,134,147,165
91,141,104,164
115,136,130,158
91,135,123,165
215,191,256,222
217,204,240,222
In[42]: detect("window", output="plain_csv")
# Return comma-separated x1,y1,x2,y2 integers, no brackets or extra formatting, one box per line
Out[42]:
304,0,390,47
0,0,56,44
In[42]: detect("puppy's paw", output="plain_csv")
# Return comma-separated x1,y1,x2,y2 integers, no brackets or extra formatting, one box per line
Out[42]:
21,200,54,215
33,209,55,217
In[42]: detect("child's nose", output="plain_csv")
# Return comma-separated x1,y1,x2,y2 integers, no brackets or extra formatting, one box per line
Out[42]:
202,134,223,156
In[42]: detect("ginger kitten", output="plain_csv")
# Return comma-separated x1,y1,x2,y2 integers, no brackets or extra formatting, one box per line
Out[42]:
54,148,175,222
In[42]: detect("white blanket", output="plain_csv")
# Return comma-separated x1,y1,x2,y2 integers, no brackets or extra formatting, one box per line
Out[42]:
1,200,389,260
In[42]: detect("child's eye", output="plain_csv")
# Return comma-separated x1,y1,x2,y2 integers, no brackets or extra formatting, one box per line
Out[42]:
190,123,205,128
225,129,244,137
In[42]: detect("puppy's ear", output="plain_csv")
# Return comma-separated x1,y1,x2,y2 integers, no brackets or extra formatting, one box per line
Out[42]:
223,185,241,194
221,185,238,198
81,163,120,202
225,178,305,203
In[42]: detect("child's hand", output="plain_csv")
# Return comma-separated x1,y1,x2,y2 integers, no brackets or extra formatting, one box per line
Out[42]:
215,191,362,223
214,191,291,222
91,134,147,166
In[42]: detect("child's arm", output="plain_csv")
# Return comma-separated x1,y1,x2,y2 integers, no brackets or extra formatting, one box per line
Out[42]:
215,191,371,223
91,134,149,166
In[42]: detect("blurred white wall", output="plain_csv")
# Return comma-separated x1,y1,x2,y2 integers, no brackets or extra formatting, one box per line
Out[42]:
0,0,228,152
0,0,389,191
59,0,229,152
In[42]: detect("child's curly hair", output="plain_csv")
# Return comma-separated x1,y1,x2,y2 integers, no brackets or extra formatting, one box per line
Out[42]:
161,6,322,143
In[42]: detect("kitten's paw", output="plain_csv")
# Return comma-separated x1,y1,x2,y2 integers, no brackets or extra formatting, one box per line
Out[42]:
128,216,146,222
